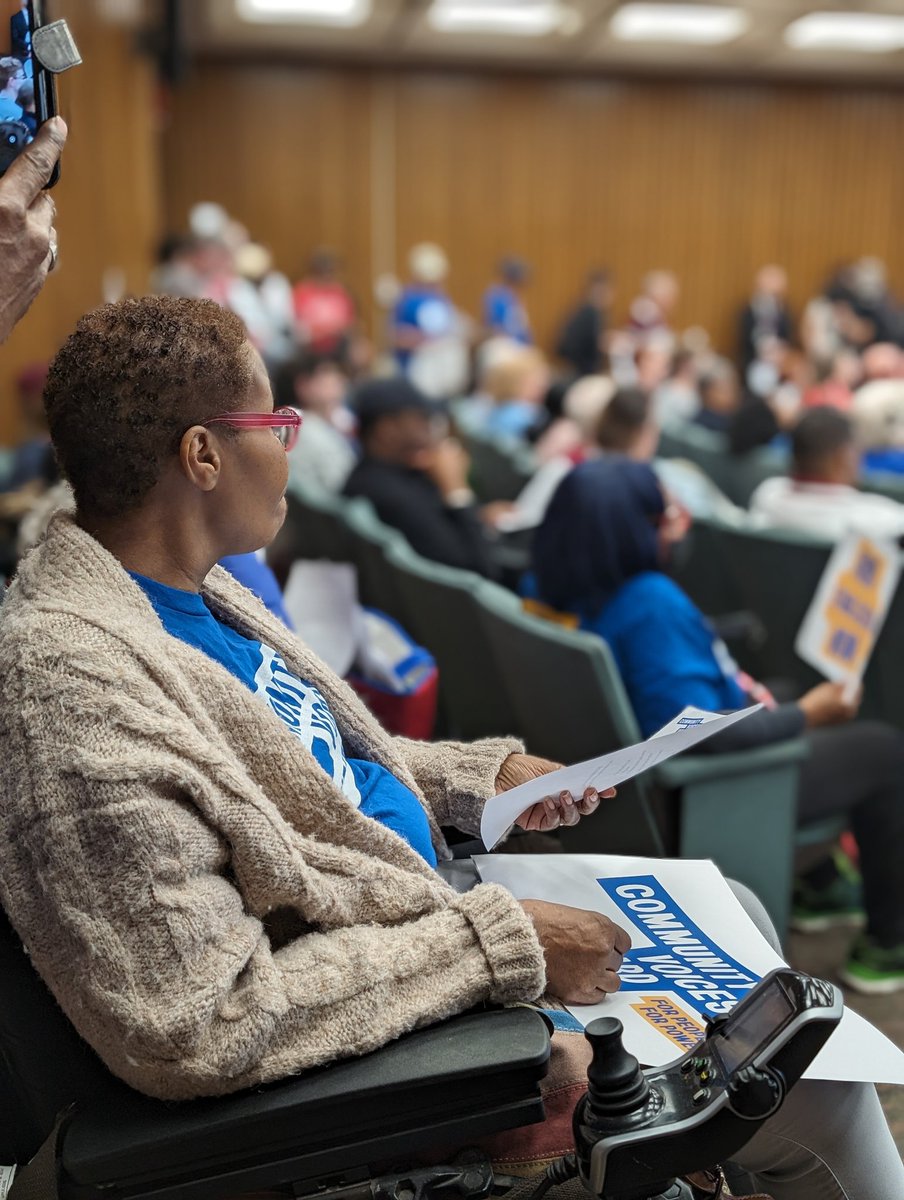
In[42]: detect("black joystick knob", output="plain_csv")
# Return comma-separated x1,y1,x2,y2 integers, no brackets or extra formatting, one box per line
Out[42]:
585,1017,651,1119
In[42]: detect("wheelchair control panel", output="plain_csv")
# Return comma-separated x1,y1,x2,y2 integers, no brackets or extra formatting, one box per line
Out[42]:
573,968,843,1200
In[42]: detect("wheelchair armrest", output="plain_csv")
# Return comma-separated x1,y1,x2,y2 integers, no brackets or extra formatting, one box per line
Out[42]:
653,736,809,789
60,1007,551,1200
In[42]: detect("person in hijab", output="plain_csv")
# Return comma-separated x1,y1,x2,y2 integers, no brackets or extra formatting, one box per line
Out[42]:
532,457,904,994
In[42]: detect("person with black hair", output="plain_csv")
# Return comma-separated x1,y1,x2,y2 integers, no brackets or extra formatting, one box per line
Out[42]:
277,351,356,494
595,386,658,458
555,270,612,378
750,406,904,540
693,359,741,434
343,378,498,577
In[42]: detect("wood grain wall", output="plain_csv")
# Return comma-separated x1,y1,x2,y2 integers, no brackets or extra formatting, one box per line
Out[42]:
162,63,904,363
0,1,162,442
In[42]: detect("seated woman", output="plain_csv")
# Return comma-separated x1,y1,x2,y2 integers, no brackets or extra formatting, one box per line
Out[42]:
532,457,904,999
0,298,615,1097
0,298,900,1200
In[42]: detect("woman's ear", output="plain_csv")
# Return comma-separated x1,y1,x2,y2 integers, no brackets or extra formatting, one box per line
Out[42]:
179,426,221,493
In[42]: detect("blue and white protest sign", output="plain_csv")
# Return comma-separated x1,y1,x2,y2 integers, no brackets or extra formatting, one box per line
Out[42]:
473,854,904,1086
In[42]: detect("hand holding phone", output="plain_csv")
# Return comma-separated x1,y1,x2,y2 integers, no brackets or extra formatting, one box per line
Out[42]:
1,2,80,187
0,114,66,343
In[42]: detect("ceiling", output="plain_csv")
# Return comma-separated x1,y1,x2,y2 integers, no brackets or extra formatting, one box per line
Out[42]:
183,0,904,82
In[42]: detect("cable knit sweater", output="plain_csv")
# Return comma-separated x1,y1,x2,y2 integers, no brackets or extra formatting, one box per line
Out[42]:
0,514,546,1101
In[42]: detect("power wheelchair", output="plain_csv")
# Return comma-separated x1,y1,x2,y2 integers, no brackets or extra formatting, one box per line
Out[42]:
0,905,841,1200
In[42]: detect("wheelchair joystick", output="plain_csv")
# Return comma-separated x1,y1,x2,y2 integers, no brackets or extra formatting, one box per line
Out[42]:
573,1019,679,1200
584,1018,652,1120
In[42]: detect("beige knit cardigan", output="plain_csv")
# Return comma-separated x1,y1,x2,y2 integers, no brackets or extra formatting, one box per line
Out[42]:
0,514,546,1101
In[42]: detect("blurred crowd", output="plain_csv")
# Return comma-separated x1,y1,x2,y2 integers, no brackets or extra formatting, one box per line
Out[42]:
5,198,904,575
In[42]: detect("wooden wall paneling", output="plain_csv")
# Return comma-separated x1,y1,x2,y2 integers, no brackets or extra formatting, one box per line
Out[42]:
162,64,374,335
161,62,904,374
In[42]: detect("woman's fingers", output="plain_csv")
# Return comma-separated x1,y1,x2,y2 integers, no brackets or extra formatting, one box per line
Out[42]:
516,786,616,831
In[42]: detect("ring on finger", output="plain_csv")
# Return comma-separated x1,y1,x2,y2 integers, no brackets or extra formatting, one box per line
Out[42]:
46,235,58,272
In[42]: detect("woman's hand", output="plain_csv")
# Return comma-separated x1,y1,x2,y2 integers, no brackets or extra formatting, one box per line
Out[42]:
798,680,862,728
494,752,615,833
519,898,631,1003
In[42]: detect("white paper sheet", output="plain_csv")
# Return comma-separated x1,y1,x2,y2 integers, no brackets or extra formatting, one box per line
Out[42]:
474,854,904,1086
283,560,362,676
480,704,763,850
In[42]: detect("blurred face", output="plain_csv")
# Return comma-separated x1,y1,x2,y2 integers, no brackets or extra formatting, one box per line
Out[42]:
589,279,614,309
521,362,550,407
756,266,787,297
367,409,437,469
862,343,903,381
211,347,289,553
636,346,671,390
295,363,346,416
702,374,739,414
649,275,679,312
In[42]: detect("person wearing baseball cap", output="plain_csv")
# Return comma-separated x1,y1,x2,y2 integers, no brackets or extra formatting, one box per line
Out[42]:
344,377,498,578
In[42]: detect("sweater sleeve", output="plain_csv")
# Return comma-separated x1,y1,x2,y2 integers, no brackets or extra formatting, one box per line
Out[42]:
0,674,544,1102
392,734,525,836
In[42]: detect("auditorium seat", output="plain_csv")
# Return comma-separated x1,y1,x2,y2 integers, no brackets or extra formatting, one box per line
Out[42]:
656,422,787,508
457,427,536,503
341,498,410,617
382,539,521,740
714,522,830,690
267,485,358,585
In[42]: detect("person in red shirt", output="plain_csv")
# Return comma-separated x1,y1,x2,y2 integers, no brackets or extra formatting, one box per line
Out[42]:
292,247,356,355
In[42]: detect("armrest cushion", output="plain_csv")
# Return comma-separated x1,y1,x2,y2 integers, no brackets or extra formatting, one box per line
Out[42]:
653,737,809,788
62,1008,551,1193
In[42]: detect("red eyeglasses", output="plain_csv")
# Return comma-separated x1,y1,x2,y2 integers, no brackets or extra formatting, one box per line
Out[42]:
201,407,303,452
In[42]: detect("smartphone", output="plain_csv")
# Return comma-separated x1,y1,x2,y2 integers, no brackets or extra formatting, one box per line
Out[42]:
0,0,60,184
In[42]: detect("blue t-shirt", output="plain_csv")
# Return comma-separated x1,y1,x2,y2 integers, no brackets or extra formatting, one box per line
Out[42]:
581,572,747,738
483,284,531,344
219,553,293,628
484,401,542,440
393,286,456,366
863,448,904,477
132,573,437,867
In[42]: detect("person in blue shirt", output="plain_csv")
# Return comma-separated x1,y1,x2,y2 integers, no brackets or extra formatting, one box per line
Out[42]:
392,242,458,370
482,257,532,345
532,456,904,992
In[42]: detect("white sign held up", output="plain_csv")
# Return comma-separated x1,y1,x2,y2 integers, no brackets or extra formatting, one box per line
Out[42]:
795,532,901,690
